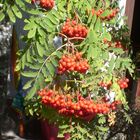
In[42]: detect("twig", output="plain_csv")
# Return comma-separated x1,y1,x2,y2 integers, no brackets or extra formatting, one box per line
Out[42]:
69,37,85,41
66,80,83,83
58,32,68,40
35,43,67,81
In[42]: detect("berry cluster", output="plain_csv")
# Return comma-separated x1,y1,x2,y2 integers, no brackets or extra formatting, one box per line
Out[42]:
117,78,129,89
99,81,112,89
61,19,88,38
94,9,104,17
92,8,119,21
39,89,120,121
58,52,89,74
114,41,126,51
103,39,126,51
31,0,54,9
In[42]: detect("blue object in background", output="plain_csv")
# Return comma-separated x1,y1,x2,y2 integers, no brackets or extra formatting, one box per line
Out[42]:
12,78,24,112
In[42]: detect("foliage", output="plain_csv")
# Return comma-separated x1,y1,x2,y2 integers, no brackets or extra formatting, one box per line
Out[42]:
0,0,135,139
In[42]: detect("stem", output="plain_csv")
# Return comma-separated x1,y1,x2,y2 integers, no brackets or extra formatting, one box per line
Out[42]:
66,80,83,83
56,32,86,49
58,32,68,40
58,32,85,43
69,117,72,129
69,37,85,41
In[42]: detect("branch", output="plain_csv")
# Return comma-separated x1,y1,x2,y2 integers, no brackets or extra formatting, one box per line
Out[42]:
69,37,85,41
35,43,67,81
66,80,83,83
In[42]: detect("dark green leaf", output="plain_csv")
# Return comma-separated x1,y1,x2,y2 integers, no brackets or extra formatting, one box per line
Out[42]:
7,9,16,23
23,79,34,90
50,57,58,67
22,71,37,77
46,62,55,76
25,86,37,100
0,12,5,21
36,42,44,57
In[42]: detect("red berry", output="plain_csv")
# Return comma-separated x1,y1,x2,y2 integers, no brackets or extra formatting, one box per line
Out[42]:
61,19,88,39
40,0,54,9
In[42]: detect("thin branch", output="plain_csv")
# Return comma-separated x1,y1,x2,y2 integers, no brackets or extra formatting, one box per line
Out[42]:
57,32,68,40
69,37,85,41
35,43,67,82
57,32,85,42
66,80,83,83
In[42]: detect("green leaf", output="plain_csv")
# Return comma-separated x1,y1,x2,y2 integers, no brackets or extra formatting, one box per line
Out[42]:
11,5,22,19
23,79,34,90
36,42,44,57
52,9,61,19
25,0,31,3
98,116,106,124
50,57,58,67
38,28,46,37
25,86,37,100
59,125,69,129
88,30,98,44
15,61,21,71
7,9,16,23
24,22,35,30
105,0,110,8
46,62,55,76
87,46,94,59
57,134,64,138
46,12,59,24
90,14,97,27
100,10,111,17
44,18,55,29
115,59,121,69
26,49,32,62
29,108,34,116
87,45,100,59
94,18,101,31
15,0,25,8
45,75,52,82
28,9,42,15
54,51,62,58
22,71,37,77
28,63,42,70
87,12,93,24
28,28,36,38
0,12,5,21
97,126,109,132
78,126,87,134
37,73,45,89
24,19,30,23
42,67,49,77
101,32,112,41
21,54,26,69
93,47,101,58
108,57,116,72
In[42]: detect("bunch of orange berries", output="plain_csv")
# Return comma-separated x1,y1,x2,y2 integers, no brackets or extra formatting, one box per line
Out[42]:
58,52,89,74
92,8,119,21
39,89,120,121
117,78,129,89
61,19,88,38
31,0,54,9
